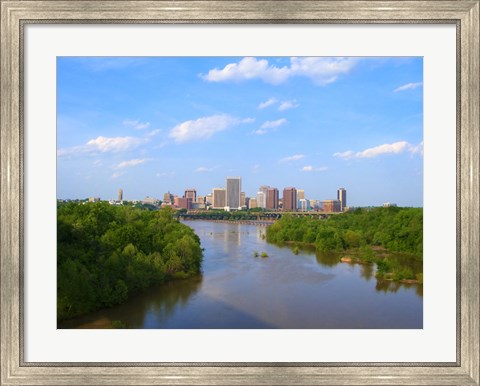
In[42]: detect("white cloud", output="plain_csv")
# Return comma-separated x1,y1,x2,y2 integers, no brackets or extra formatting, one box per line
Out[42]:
123,120,150,130
252,164,261,173
147,129,162,137
194,166,216,173
261,119,287,129
111,171,125,179
258,97,278,109
334,141,423,160
408,141,424,155
394,82,423,92
301,165,328,172
253,129,268,135
201,57,358,86
87,136,147,153
113,158,150,169
58,135,147,157
280,154,305,163
156,171,175,177
169,114,252,143
278,100,299,111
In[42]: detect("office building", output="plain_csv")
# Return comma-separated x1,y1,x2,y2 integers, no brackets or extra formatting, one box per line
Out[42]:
240,192,246,207
226,177,241,209
117,189,123,202
212,188,226,209
298,198,310,212
163,191,174,204
184,189,197,203
323,199,342,213
175,197,192,210
337,188,347,211
297,189,305,200
258,185,269,208
283,187,297,211
248,197,258,209
266,187,279,210
257,191,265,210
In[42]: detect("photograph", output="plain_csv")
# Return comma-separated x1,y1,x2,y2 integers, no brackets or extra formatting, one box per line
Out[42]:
56,56,424,329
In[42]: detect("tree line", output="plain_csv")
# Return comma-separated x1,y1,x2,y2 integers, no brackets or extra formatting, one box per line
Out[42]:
266,207,422,281
57,202,203,321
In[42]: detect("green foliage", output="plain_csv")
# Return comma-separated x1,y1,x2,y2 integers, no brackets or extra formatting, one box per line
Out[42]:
260,252,269,258
266,207,423,281
57,202,203,321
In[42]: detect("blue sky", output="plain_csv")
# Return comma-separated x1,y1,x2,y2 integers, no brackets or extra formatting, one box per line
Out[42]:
57,57,423,206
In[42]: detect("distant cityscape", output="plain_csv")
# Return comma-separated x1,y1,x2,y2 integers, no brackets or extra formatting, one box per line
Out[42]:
71,176,398,213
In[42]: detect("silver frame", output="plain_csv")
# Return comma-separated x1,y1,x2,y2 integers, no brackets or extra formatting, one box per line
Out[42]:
1,1,478,384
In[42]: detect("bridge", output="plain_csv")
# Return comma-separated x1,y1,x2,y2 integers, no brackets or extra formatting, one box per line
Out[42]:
178,210,342,222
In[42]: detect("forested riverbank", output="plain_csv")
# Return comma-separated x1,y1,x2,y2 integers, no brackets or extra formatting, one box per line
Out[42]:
57,202,203,321
266,207,423,282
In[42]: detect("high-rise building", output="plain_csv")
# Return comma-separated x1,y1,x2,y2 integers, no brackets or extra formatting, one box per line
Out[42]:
212,188,226,209
283,187,297,211
297,189,305,200
226,177,241,209
175,197,192,210
184,188,197,203
240,192,246,207
117,188,123,202
257,191,265,210
197,195,204,204
205,194,213,205
298,199,310,212
266,188,279,210
337,188,347,211
248,197,258,209
163,191,174,204
258,185,269,208
323,199,342,213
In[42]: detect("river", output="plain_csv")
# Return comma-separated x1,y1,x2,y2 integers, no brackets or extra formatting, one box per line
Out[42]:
60,221,423,329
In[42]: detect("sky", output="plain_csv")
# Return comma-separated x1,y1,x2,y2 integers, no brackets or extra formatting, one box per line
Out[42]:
57,56,423,207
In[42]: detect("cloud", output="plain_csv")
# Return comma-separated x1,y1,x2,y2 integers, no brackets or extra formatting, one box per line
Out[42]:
194,166,216,173
260,119,287,129
394,82,423,92
278,100,299,111
252,164,261,173
169,114,252,143
87,136,147,152
123,120,150,130
113,158,150,169
334,141,423,160
58,135,147,157
253,129,268,135
280,154,305,163
408,141,424,155
111,171,125,179
301,165,328,172
201,57,358,85
258,97,278,109
156,171,175,177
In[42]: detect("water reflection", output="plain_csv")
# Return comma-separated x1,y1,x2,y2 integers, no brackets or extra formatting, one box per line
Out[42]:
61,221,422,329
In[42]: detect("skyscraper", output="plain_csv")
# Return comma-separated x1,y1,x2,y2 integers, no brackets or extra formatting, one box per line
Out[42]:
184,188,197,203
337,188,347,211
257,191,265,210
240,192,246,207
283,187,297,211
212,188,226,209
266,187,279,210
297,189,305,200
117,188,123,202
258,185,269,208
226,177,241,209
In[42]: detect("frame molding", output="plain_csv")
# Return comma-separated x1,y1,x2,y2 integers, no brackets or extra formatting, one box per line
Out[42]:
1,1,478,384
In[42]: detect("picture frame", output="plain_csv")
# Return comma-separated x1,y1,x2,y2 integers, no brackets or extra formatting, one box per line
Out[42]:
1,0,478,384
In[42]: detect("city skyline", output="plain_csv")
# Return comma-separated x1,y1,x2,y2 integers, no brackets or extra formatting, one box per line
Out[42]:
57,56,423,206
